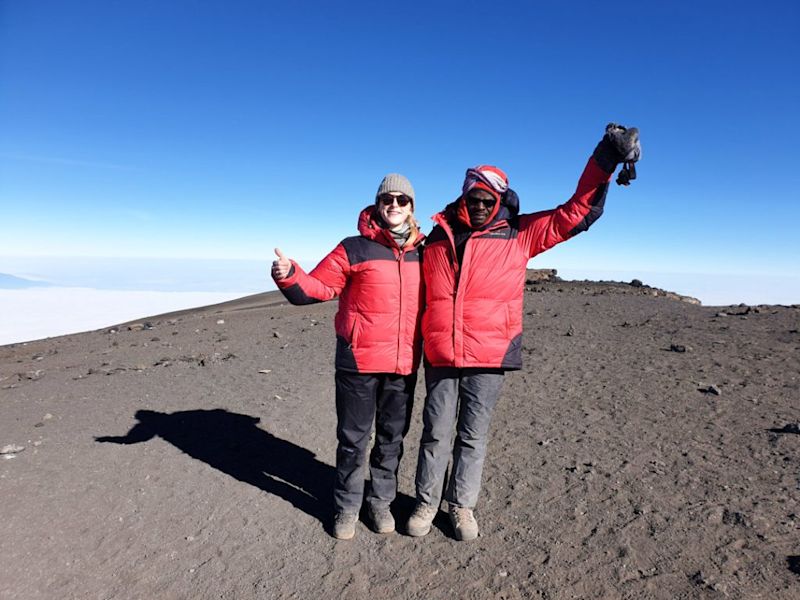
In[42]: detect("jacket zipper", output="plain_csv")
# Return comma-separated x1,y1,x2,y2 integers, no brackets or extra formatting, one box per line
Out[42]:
439,217,506,366
396,246,404,373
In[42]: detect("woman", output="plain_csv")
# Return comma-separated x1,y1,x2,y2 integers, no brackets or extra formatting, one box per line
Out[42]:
271,174,424,540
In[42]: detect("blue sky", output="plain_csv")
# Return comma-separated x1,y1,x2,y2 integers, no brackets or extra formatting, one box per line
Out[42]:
1,1,798,294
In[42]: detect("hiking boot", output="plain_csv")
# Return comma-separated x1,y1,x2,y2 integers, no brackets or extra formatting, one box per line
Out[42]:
406,502,438,537
367,504,395,534
332,511,358,540
449,505,478,541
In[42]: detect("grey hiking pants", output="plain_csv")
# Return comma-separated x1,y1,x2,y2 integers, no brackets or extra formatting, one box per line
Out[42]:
414,366,505,509
334,370,416,513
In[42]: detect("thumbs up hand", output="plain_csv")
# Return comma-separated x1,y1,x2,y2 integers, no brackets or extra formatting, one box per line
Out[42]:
271,247,292,280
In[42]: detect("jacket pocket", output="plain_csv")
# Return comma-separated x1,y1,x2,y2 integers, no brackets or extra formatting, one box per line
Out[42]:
348,313,361,348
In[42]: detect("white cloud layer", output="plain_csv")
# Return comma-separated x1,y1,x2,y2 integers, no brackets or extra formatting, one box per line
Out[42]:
0,288,246,346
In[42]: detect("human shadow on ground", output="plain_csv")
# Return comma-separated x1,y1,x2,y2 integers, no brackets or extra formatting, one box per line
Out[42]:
767,424,800,435
96,408,336,524
95,408,417,532
788,555,800,577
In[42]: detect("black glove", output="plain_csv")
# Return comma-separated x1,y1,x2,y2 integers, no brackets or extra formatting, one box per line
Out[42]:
593,123,641,178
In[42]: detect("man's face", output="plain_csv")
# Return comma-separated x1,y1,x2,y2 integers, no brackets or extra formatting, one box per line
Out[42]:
465,189,497,227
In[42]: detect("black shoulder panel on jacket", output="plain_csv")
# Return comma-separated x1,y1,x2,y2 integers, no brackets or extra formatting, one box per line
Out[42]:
567,183,608,238
404,247,421,262
341,236,396,265
425,225,449,245
280,283,323,305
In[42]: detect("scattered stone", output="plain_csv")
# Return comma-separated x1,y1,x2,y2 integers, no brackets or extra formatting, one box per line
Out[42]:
722,509,749,527
274,394,283,400
44,413,53,420
216,319,225,325
20,370,45,381
179,354,208,367
258,369,272,375
715,311,728,318
689,571,727,595
128,323,145,331
565,325,575,337
699,385,721,396
273,331,282,338
525,269,559,284
0,444,25,455
669,344,687,353
33,441,42,447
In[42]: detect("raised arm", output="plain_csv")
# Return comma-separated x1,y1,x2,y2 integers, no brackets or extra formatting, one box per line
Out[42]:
271,244,350,305
518,124,640,258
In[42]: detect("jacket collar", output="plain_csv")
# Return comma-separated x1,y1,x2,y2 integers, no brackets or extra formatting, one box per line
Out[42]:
358,205,424,249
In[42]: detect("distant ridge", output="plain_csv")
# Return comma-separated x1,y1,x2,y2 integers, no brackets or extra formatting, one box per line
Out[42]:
0,273,51,289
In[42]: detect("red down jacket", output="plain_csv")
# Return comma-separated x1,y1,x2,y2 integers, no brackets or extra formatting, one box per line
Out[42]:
422,156,612,370
274,206,424,375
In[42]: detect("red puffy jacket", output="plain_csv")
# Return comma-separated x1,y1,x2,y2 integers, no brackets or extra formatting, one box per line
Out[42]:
274,206,424,375
422,156,611,370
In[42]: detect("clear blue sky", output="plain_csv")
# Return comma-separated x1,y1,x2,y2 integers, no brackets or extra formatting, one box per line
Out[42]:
2,1,798,281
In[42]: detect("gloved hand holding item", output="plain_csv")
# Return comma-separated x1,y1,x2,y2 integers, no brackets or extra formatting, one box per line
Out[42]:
592,123,641,179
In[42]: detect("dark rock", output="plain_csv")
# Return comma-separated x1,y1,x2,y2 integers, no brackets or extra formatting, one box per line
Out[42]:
20,370,44,381
525,269,559,284
699,385,721,396
630,279,643,287
669,344,687,353
722,509,749,527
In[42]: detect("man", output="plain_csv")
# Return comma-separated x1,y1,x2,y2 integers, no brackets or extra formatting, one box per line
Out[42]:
407,124,641,540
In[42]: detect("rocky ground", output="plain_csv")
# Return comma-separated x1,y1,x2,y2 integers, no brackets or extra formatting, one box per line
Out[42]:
1,277,798,599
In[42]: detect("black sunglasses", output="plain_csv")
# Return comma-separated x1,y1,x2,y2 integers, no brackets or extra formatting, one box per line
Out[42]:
466,195,496,208
379,194,412,207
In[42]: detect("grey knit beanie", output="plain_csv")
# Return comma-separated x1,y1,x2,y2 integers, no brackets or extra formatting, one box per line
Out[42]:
376,173,415,205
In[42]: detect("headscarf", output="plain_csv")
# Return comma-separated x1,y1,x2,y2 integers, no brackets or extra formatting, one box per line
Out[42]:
456,165,509,229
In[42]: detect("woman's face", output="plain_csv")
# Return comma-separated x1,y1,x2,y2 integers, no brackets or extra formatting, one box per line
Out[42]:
377,193,413,228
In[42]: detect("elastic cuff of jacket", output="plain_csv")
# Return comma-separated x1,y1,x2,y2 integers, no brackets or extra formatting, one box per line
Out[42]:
592,140,623,174
275,263,298,288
